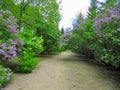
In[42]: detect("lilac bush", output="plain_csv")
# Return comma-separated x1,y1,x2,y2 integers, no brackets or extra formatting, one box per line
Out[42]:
0,65,12,89
93,3,120,67
0,10,23,61
93,3,120,35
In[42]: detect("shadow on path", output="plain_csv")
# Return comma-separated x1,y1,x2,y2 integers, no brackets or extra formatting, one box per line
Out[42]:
6,51,120,90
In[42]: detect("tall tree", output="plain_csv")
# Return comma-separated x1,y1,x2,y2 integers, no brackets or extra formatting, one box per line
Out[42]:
72,13,85,31
35,0,61,53
105,0,116,7
87,0,98,19
61,27,65,35
1,0,61,53
0,0,16,10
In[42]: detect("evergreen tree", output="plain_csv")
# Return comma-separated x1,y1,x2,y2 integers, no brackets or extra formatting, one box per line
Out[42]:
87,0,98,19
105,0,116,7
72,13,85,31
61,27,65,35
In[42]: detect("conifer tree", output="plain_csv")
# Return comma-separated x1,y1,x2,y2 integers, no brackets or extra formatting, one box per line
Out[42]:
87,0,98,19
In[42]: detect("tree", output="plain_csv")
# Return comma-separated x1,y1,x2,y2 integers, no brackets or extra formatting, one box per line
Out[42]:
1,0,61,53
61,27,65,35
104,0,116,8
34,0,61,53
73,13,85,30
87,0,98,19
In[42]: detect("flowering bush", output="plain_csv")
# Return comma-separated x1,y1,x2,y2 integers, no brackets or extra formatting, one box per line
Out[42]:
15,29,43,73
67,18,96,58
0,10,23,63
0,10,42,73
93,3,120,67
0,65,12,89
68,3,120,68
18,29,43,54
15,52,38,73
93,3,120,35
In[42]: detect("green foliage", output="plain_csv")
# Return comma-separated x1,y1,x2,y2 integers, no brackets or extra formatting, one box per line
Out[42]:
15,52,38,73
15,29,43,73
0,65,12,89
16,0,61,53
92,2,120,67
35,0,61,53
105,0,116,7
0,10,24,69
18,29,44,54
0,0,62,74
93,26,120,67
87,0,98,19
61,27,65,35
57,45,66,52
68,1,120,68
68,18,95,58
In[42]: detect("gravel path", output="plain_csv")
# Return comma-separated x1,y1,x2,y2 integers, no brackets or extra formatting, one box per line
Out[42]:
6,51,120,90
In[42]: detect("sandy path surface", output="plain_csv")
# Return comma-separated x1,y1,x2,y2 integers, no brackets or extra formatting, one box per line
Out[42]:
6,51,120,90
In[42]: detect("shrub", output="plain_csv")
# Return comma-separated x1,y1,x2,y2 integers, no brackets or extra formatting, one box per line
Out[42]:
15,29,43,73
0,10,41,73
57,46,66,52
18,29,44,54
0,65,12,89
67,19,96,58
93,3,120,67
15,52,38,73
0,10,23,65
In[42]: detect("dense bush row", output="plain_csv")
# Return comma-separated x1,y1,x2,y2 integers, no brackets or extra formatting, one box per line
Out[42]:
0,0,63,89
67,1,120,68
0,65,12,89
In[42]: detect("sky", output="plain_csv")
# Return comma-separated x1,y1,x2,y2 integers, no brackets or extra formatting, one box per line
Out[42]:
58,0,105,29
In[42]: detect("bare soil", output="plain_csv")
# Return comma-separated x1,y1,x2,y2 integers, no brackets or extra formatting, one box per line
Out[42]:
6,51,120,90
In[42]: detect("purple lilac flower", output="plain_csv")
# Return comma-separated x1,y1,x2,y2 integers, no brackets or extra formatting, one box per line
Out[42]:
7,25,17,33
11,51,16,57
10,16,17,22
8,47,16,56
8,25,16,30
5,19,11,24
0,14,3,18
93,20,101,26
0,49,4,54
9,46,16,52
7,77,10,81
93,3,120,35
7,73,11,77
18,40,24,46
107,5,120,19
117,27,120,32
110,10,120,18
1,88,5,90
17,48,22,54
9,39,17,45
3,53,11,59
6,10,11,15
1,43,7,49
101,17,111,22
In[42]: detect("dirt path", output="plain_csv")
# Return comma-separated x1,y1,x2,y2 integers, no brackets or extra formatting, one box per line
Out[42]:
6,51,120,90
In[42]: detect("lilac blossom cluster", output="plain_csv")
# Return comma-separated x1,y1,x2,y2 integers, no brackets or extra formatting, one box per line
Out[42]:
93,3,120,35
0,10,24,61
0,65,12,89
